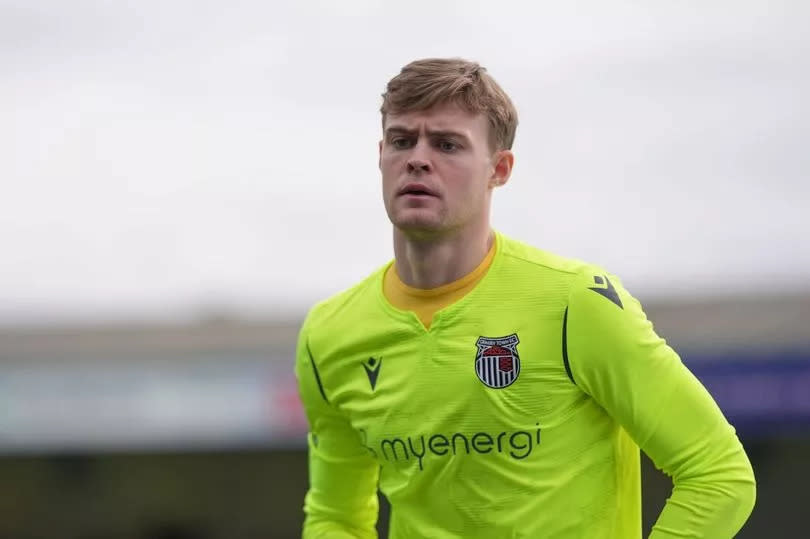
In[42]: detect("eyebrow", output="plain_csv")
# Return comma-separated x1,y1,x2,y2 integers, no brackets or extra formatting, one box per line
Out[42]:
384,126,470,142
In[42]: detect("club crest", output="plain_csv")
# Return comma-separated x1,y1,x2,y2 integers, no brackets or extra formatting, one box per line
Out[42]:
475,334,520,389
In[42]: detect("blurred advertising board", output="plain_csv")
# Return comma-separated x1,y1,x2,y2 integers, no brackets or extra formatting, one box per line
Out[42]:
0,352,807,454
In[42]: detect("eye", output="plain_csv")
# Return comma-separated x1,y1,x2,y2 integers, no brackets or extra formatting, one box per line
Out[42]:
391,137,414,150
437,139,459,153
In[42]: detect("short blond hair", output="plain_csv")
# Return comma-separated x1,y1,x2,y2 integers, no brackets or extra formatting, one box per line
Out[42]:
381,58,519,152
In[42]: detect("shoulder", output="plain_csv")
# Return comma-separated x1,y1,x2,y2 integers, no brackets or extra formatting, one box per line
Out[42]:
497,232,587,275
495,231,605,289
300,262,390,340
494,231,637,309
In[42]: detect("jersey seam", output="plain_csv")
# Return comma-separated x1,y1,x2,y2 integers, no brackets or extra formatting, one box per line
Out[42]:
500,250,584,277
306,338,331,404
562,265,595,389
562,306,576,385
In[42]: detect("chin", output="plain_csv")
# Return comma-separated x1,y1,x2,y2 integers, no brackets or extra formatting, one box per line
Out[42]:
391,215,441,233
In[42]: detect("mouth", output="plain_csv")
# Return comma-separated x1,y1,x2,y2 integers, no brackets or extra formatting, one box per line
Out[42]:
398,183,438,197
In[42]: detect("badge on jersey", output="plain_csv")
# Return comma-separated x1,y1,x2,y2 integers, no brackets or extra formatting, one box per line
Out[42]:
475,334,521,389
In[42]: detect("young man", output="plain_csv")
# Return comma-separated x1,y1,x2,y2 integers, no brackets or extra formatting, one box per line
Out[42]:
295,58,755,538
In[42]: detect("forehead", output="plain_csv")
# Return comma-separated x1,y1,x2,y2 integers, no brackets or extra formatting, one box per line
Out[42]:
384,102,489,136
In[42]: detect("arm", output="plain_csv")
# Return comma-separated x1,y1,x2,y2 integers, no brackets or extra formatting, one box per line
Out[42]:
295,317,380,539
566,269,756,538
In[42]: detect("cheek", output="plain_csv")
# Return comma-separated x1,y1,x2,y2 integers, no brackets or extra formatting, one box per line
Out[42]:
446,162,487,194
380,154,401,179
380,156,401,199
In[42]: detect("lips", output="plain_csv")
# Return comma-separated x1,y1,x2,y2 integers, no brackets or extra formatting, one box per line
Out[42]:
398,183,438,197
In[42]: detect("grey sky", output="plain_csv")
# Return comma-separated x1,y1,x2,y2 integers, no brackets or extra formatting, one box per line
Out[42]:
2,1,808,324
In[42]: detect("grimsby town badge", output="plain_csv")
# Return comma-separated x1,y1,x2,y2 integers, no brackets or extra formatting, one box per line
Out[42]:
474,334,521,389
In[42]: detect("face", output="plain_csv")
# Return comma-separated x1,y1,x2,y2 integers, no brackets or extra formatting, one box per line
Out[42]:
379,102,513,239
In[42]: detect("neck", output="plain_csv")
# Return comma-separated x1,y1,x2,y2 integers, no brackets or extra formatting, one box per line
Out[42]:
392,222,494,289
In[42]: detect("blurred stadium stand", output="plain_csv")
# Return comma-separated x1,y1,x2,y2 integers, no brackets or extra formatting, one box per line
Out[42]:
0,294,807,538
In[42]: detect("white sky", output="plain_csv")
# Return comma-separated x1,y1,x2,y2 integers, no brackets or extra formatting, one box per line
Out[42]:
2,1,808,324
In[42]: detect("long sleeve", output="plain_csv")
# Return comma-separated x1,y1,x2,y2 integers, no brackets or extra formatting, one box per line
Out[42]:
566,269,756,538
295,316,380,539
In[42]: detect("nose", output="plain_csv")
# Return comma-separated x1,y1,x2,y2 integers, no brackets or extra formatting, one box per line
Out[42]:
406,139,432,174
407,159,431,174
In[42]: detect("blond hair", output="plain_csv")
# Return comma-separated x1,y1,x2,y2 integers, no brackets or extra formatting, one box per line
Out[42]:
380,58,518,151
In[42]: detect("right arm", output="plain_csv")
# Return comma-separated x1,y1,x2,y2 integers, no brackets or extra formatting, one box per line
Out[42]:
295,319,380,539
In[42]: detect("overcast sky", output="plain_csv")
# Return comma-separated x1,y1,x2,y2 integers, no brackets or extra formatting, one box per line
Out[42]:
2,1,808,325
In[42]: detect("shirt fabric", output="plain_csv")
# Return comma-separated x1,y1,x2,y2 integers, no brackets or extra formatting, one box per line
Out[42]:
295,231,755,538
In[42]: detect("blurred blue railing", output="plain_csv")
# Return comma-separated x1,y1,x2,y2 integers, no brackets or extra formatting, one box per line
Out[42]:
687,351,810,438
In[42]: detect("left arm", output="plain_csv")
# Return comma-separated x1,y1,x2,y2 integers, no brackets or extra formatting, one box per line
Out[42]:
566,269,756,538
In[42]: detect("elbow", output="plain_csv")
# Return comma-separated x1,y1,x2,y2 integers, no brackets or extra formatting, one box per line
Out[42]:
725,471,756,537
737,459,757,522
717,452,757,532
672,444,757,533
721,433,758,523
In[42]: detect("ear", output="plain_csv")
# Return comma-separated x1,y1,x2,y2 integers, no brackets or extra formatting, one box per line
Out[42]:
488,150,514,189
378,140,383,170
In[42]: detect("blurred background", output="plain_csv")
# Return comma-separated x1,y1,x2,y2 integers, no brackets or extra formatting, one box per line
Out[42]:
2,1,808,537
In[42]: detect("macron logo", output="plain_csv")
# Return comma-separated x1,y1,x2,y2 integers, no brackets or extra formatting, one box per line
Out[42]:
362,357,382,390
589,275,623,309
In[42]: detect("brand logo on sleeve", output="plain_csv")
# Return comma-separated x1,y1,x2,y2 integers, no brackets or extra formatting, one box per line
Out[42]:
589,275,624,309
474,334,520,389
362,357,382,390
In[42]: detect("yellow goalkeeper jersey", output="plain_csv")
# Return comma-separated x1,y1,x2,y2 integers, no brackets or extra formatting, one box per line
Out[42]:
295,231,755,538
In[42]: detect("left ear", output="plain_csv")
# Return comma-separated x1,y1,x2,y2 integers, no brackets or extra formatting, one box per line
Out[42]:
488,150,514,189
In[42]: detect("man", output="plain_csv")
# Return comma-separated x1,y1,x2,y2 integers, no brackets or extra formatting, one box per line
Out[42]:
295,58,755,538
